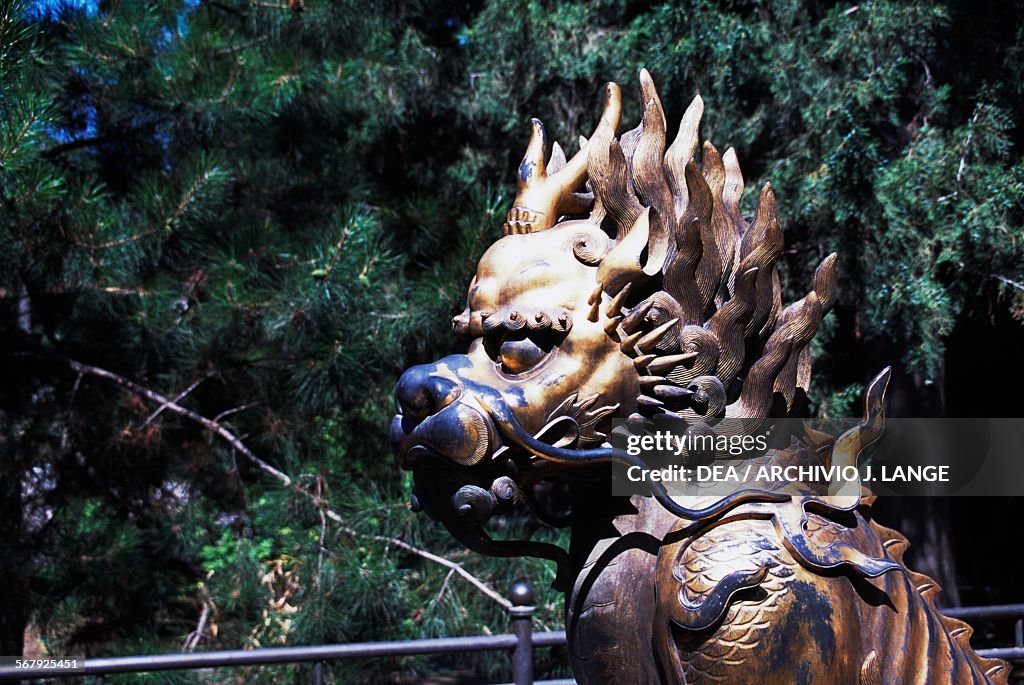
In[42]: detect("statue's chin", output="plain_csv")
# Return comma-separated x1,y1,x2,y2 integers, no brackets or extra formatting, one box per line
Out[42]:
390,400,495,469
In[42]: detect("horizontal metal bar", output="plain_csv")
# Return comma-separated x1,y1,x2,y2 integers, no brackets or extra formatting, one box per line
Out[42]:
532,630,567,647
942,604,1024,620
0,632,569,681
4,616,1023,682
493,680,576,685
977,647,1024,660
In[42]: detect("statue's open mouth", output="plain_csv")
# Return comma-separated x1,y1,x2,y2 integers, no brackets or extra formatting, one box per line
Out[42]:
393,386,796,528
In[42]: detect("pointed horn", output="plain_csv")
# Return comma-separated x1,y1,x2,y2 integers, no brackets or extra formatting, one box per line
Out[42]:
504,118,551,234
619,329,644,356
654,385,695,401
505,85,622,235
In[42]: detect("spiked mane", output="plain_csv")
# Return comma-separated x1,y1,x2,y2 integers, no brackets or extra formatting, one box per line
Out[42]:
504,70,837,428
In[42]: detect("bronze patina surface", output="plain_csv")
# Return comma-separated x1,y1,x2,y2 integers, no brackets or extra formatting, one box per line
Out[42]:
390,70,1009,684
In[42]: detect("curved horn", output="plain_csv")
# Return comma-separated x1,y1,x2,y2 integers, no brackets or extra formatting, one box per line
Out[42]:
505,84,621,235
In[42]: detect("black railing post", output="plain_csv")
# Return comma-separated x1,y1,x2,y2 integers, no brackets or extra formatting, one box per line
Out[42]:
312,660,324,685
510,580,535,685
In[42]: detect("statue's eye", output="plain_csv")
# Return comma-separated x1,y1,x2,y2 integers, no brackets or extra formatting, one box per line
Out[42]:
496,331,553,375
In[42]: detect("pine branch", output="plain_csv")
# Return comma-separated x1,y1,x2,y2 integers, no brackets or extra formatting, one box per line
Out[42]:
45,349,514,611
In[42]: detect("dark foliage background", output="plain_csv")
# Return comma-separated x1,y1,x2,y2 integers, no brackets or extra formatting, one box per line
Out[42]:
1,0,1022,682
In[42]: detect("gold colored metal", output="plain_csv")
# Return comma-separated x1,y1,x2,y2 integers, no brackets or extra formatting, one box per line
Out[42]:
391,72,1009,684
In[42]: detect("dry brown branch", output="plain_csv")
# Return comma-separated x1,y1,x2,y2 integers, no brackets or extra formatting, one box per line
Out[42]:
56,354,513,610
182,600,211,652
142,372,215,427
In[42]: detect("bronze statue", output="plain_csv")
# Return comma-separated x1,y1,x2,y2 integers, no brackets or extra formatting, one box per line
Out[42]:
390,70,1009,684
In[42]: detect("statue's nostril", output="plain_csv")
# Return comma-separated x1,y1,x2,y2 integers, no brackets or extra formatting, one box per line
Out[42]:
397,382,433,419
395,365,461,420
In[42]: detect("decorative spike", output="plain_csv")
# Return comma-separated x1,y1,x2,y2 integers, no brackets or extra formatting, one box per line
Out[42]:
647,351,699,376
949,625,971,640
638,375,667,391
588,297,601,323
621,299,654,334
579,134,588,150
619,329,644,355
588,282,604,305
605,282,633,318
633,353,656,371
653,385,695,401
603,315,623,338
636,395,664,408
627,412,652,432
637,317,679,354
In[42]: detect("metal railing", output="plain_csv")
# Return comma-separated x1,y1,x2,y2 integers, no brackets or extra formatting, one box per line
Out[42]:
3,589,1023,684
943,603,1024,662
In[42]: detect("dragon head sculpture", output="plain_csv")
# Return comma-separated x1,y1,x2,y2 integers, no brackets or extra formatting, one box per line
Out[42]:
390,69,851,573
388,70,1010,685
